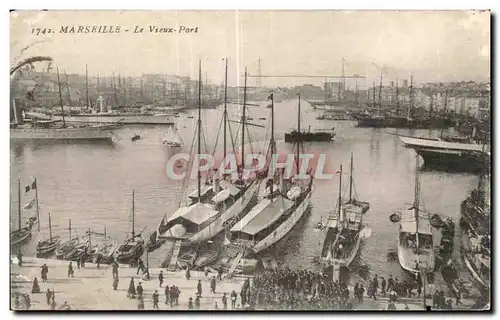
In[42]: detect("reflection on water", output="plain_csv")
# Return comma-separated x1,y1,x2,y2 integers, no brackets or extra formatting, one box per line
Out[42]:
10,100,479,284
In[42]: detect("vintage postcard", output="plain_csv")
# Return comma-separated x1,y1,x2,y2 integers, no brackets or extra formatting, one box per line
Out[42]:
9,10,491,311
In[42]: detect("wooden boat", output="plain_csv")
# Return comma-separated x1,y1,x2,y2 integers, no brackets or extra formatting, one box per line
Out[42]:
115,190,145,263
11,180,35,246
228,94,313,254
55,219,82,259
145,216,167,252
37,212,61,256
65,240,91,260
391,156,435,276
162,126,183,147
193,245,221,269
84,228,117,263
321,154,371,282
177,249,197,269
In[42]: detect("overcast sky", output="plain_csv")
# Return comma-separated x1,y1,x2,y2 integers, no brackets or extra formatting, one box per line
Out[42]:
11,10,490,87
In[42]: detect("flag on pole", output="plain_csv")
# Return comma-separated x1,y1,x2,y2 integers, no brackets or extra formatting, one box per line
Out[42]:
25,179,36,194
267,93,273,100
24,199,35,210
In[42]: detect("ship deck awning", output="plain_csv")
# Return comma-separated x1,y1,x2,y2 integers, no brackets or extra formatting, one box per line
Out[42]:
188,185,213,199
399,209,433,234
168,202,218,226
399,136,486,152
231,197,292,235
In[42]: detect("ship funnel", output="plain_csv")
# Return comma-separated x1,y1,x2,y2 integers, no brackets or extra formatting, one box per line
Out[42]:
213,169,220,193
98,96,108,113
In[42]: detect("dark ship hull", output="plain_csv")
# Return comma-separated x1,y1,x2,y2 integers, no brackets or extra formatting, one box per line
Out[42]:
355,115,455,129
284,131,334,142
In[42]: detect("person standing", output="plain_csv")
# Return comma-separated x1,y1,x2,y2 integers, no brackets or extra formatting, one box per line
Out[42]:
164,285,170,305
159,270,164,287
381,277,386,296
153,290,159,309
210,276,217,293
127,278,136,299
138,296,144,310
222,293,228,310
112,261,119,278
231,290,237,309
46,289,52,305
137,282,144,300
195,295,200,310
67,262,74,277
217,266,223,281
188,297,194,310
197,280,202,297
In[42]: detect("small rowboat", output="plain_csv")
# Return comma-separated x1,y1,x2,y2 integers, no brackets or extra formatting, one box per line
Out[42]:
55,238,80,259
37,236,61,256
37,212,61,256
65,240,90,260
115,235,144,263
193,246,220,269
177,249,197,269
11,226,32,246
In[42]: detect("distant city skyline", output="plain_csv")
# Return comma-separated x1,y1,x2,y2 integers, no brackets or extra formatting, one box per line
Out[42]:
11,10,490,88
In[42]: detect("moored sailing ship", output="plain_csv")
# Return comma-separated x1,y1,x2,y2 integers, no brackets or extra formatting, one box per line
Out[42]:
115,190,145,263
459,171,490,293
390,156,435,276
321,154,370,282
228,93,314,254
157,63,261,249
10,66,117,142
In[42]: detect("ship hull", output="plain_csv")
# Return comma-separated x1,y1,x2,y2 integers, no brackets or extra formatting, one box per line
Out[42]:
52,115,175,125
322,231,363,282
417,149,487,172
183,180,261,246
10,126,114,141
284,132,333,142
11,227,32,246
252,190,312,254
356,116,454,129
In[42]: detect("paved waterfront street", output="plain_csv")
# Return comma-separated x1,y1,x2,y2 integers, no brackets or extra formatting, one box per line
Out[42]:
11,257,478,311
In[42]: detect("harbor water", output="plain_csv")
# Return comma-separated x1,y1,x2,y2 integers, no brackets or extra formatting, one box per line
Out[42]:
10,100,479,286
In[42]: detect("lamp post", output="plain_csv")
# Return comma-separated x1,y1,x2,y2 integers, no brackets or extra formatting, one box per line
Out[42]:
418,260,430,310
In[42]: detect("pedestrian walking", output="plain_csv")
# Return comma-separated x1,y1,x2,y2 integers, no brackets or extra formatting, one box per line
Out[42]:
188,297,194,310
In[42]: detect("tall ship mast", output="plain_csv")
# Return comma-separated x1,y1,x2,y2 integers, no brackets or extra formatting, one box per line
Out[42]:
151,61,262,258
10,59,118,141
228,93,314,254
